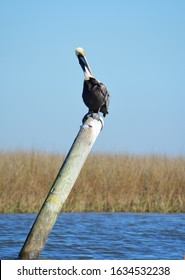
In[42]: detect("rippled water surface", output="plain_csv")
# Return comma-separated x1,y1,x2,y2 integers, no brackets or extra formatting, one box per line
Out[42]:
0,213,184,259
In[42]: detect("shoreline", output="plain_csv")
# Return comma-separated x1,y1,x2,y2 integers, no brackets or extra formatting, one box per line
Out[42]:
0,151,185,214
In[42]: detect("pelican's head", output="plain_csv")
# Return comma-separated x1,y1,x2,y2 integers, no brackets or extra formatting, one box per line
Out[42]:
75,47,85,57
75,47,94,78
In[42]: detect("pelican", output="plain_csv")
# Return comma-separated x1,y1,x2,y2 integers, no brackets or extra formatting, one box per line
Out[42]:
75,47,110,122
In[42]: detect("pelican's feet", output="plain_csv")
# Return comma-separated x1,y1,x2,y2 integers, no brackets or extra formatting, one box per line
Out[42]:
82,112,104,130
82,112,101,124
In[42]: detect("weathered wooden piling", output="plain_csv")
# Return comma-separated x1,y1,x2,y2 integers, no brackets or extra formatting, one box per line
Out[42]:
19,116,104,259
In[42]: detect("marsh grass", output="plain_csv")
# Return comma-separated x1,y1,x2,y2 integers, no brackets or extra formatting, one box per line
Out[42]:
0,151,184,213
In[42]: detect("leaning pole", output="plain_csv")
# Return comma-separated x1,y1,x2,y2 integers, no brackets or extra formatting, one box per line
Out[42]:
19,116,104,259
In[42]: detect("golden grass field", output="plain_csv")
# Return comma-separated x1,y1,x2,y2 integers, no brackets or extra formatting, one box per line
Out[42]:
0,151,185,213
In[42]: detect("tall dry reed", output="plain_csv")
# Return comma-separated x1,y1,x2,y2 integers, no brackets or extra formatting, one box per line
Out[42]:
0,151,184,213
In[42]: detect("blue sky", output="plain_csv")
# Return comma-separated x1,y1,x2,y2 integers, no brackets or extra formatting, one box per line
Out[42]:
0,0,185,155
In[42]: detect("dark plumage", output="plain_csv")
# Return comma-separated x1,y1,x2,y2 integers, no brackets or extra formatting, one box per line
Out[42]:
75,47,110,118
83,76,109,117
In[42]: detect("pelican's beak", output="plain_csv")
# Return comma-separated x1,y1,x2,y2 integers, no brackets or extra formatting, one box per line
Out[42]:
75,47,94,77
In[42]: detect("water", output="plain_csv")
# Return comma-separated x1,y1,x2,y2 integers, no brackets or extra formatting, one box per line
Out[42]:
0,213,184,259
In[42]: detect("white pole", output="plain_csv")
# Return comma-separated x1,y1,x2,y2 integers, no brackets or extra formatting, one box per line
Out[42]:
19,116,104,259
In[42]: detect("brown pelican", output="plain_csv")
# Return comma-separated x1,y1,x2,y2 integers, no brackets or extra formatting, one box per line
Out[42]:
75,47,110,122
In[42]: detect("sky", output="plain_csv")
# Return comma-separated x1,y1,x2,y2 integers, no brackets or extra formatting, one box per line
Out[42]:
0,0,185,156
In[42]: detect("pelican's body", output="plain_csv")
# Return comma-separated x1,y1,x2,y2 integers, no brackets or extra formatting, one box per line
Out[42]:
83,76,109,117
75,48,110,119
